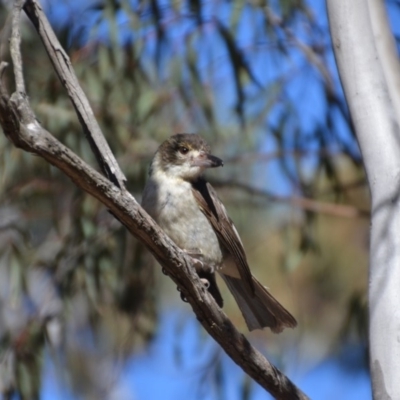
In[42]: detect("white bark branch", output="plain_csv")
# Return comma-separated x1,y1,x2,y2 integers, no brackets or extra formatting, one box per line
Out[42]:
327,1,400,398
368,0,400,126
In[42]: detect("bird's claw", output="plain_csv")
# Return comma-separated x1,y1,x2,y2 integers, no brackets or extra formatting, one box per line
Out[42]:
200,278,210,289
177,286,188,302
180,292,188,303
183,249,204,270
192,259,204,270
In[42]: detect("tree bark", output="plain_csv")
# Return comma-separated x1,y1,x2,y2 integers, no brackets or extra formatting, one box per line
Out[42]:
327,1,400,398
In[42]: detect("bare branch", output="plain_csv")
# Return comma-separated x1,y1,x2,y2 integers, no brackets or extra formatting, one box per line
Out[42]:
0,2,309,399
22,0,127,189
225,148,339,164
264,7,335,96
212,178,370,219
10,0,25,94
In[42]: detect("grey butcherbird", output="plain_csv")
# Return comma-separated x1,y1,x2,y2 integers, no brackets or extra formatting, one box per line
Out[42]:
142,133,297,332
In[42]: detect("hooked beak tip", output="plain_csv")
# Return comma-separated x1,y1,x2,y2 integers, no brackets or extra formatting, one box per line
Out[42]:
191,153,224,168
207,154,224,168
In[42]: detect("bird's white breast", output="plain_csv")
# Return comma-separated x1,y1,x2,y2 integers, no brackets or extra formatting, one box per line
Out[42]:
142,169,223,267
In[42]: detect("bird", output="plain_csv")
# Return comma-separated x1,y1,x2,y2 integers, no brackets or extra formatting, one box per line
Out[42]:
141,133,297,332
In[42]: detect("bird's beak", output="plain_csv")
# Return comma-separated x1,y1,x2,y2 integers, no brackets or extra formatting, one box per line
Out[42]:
191,152,224,168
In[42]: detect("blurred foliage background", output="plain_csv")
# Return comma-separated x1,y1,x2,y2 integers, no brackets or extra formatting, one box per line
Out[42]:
1,0,397,398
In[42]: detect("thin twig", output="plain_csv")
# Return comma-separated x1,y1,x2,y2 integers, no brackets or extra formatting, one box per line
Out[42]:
9,0,25,93
264,7,335,96
212,178,370,218
22,0,127,189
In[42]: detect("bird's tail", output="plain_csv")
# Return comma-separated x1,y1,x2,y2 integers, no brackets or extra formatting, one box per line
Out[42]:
220,274,297,332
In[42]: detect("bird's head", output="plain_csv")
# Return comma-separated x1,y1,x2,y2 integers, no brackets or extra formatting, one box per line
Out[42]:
152,133,223,181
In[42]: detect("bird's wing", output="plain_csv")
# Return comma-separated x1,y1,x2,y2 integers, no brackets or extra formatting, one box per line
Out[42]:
192,178,255,294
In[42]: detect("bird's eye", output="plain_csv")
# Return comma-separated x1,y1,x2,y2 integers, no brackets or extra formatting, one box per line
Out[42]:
179,146,189,154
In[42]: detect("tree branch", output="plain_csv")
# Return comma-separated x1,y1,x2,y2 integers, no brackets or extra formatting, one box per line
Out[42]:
211,178,370,219
327,0,400,397
367,0,400,127
0,1,309,399
22,0,127,189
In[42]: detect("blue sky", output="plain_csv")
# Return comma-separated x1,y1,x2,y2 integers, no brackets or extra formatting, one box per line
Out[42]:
38,311,371,400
